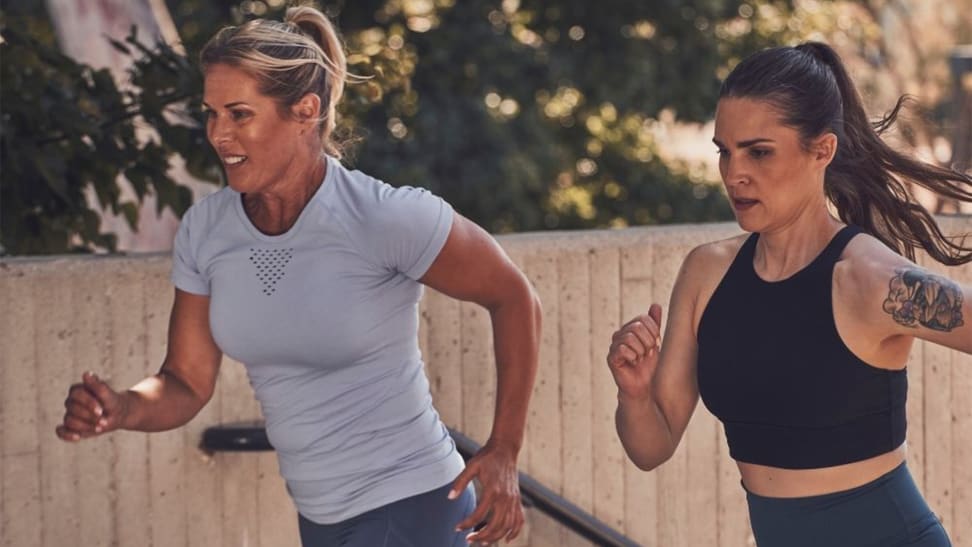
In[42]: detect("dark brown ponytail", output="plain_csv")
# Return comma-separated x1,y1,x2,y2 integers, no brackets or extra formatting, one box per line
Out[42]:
721,42,972,265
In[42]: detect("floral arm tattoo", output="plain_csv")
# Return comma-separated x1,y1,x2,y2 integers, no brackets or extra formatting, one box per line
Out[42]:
882,268,965,331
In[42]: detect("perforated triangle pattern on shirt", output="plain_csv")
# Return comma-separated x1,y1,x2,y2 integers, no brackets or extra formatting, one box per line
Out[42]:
249,248,293,295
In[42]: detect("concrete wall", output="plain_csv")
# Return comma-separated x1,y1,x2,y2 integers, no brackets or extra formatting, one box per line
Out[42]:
2,221,971,546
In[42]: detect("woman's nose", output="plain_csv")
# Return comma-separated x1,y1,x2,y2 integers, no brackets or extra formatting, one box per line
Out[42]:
722,157,749,187
207,116,232,146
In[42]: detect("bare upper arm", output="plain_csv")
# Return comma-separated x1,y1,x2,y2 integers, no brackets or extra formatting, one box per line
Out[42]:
419,213,535,309
836,236,972,361
652,237,745,445
162,289,223,402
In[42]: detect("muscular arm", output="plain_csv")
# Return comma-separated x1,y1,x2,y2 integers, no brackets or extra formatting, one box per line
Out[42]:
421,214,541,452
420,213,540,543
613,247,708,470
57,289,223,441
121,289,223,431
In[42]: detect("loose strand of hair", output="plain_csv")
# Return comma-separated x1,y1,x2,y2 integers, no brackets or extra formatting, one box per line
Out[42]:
821,46,972,264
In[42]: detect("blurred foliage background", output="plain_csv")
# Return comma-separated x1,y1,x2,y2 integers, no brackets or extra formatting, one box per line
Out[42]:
1,0,969,254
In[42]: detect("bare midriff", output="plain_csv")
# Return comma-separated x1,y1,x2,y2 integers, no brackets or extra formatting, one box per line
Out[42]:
737,444,907,498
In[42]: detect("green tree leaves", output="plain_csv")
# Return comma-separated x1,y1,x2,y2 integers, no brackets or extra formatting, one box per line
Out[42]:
0,11,213,254
4,0,819,254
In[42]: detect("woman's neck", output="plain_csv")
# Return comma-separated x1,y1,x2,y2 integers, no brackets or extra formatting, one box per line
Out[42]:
243,153,328,236
753,204,843,281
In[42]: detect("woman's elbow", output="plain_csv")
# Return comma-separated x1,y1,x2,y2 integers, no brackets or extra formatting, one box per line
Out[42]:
492,270,542,319
627,446,673,472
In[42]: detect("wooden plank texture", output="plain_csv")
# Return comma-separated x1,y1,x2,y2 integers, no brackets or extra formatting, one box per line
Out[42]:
589,247,626,532
619,243,656,544
523,248,562,493
1,268,41,547
35,275,80,546
73,266,115,546
3,223,972,547
107,269,152,546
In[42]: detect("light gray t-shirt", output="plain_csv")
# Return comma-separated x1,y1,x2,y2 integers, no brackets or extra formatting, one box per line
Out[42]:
171,155,464,523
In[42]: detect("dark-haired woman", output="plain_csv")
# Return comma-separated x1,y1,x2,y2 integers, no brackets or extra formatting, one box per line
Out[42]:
608,42,970,546
54,6,540,546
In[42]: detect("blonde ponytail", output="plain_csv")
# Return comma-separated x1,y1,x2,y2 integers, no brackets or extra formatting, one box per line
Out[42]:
285,6,347,151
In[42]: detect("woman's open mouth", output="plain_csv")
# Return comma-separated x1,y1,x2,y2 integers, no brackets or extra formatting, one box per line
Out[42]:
223,155,247,167
732,197,759,211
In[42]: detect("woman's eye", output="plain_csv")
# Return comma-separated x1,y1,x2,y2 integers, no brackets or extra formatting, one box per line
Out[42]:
750,148,770,159
716,148,728,158
231,110,250,121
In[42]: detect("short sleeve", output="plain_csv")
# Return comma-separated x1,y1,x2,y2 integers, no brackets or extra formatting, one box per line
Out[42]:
170,208,210,295
367,185,455,280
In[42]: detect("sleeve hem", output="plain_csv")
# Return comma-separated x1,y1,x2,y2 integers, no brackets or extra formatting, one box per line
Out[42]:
171,274,210,296
404,200,454,280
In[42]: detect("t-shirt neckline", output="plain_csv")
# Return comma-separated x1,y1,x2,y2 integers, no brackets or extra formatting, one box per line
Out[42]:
232,155,337,243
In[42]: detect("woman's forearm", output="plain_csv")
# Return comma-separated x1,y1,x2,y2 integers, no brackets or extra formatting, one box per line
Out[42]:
121,370,212,432
485,282,542,453
615,392,675,470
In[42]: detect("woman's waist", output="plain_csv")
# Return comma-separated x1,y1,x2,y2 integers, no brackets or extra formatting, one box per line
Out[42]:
277,417,459,481
738,443,907,498
253,356,431,441
264,386,440,461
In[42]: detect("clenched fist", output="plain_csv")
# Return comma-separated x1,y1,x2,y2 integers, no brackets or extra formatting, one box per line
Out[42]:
607,303,663,399
55,372,130,442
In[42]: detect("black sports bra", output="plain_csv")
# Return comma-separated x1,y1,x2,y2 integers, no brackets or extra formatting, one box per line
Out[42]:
696,226,906,469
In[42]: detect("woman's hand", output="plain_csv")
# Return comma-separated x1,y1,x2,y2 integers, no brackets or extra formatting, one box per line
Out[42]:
55,372,130,441
607,303,663,399
450,441,523,544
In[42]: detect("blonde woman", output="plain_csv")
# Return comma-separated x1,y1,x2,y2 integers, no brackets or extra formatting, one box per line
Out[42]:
56,7,540,546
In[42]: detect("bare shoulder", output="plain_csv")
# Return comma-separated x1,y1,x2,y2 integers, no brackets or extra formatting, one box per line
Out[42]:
835,233,907,306
679,234,749,330
834,234,917,280
834,232,913,304
680,234,748,287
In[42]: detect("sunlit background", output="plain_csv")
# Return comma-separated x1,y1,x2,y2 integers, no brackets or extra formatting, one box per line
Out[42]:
1,0,969,254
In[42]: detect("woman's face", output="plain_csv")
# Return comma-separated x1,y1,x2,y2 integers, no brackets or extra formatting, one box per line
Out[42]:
203,63,308,194
713,97,832,233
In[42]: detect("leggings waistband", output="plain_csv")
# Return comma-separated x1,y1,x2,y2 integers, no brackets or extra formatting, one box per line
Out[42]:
745,463,950,547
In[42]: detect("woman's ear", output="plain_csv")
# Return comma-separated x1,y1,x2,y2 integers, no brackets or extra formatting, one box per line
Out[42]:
293,93,322,126
813,132,838,165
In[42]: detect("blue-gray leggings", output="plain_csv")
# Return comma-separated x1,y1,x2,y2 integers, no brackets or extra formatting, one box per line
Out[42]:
746,462,951,547
297,482,476,547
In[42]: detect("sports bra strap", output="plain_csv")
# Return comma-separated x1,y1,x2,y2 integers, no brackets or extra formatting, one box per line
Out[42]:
816,225,863,265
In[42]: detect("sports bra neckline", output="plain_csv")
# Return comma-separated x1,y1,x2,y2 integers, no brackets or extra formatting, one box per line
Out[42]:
743,225,857,285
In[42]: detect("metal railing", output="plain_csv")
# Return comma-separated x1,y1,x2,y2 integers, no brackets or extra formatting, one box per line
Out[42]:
202,422,640,547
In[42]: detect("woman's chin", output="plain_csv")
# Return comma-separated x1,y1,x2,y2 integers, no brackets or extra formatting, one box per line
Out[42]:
225,177,253,194
733,214,763,234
